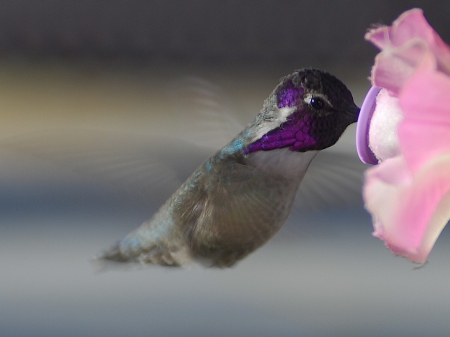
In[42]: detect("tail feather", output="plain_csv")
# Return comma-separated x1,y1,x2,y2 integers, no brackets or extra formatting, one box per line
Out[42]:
96,236,192,267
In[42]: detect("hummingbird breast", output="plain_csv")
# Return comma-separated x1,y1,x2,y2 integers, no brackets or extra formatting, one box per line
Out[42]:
171,147,317,267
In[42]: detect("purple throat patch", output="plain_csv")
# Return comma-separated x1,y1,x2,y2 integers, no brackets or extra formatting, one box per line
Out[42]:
245,112,317,153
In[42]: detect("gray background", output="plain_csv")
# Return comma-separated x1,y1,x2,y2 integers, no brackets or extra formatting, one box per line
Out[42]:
0,0,449,67
1,1,450,337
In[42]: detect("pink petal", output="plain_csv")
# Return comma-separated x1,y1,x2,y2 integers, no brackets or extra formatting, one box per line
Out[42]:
389,9,439,48
398,59,450,173
366,25,392,51
365,9,427,50
370,40,428,95
364,154,450,263
366,9,450,66
396,10,450,75
366,8,450,92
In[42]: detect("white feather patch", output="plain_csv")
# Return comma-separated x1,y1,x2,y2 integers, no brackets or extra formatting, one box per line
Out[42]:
251,106,296,142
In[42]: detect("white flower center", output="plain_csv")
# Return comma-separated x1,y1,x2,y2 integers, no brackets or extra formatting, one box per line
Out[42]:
369,88,403,161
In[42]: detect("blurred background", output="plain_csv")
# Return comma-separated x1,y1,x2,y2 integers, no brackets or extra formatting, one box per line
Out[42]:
2,1,450,336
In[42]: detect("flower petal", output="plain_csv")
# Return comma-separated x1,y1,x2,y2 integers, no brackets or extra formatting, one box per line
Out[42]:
366,8,450,92
365,24,392,51
389,9,440,49
392,9,450,75
398,59,450,173
370,38,430,94
366,8,450,70
365,9,429,51
364,154,450,263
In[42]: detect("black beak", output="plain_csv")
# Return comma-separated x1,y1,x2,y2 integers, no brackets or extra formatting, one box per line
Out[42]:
345,104,360,123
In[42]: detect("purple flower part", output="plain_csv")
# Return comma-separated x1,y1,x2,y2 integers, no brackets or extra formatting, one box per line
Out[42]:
277,83,303,108
356,86,381,164
245,113,317,153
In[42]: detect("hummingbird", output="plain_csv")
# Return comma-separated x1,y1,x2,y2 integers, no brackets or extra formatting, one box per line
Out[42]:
98,68,360,268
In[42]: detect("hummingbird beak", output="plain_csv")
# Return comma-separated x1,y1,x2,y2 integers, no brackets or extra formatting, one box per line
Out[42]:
348,105,360,123
354,106,361,123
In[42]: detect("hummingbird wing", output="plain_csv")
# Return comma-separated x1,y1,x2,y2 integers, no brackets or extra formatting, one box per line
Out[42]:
0,77,244,208
0,128,214,208
296,148,367,211
166,77,246,149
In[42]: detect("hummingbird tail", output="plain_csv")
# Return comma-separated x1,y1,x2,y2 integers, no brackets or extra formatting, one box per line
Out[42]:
95,237,192,267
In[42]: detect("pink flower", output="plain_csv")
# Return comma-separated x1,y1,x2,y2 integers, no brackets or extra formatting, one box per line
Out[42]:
356,8,450,263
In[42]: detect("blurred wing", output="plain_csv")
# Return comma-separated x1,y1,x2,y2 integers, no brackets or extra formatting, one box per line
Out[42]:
166,77,246,149
295,149,367,211
0,76,246,207
0,128,213,207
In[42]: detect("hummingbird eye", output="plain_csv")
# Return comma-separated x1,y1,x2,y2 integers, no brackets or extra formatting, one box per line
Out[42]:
309,96,325,110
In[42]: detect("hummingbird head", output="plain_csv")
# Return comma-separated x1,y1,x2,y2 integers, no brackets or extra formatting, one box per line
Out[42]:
244,68,360,154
